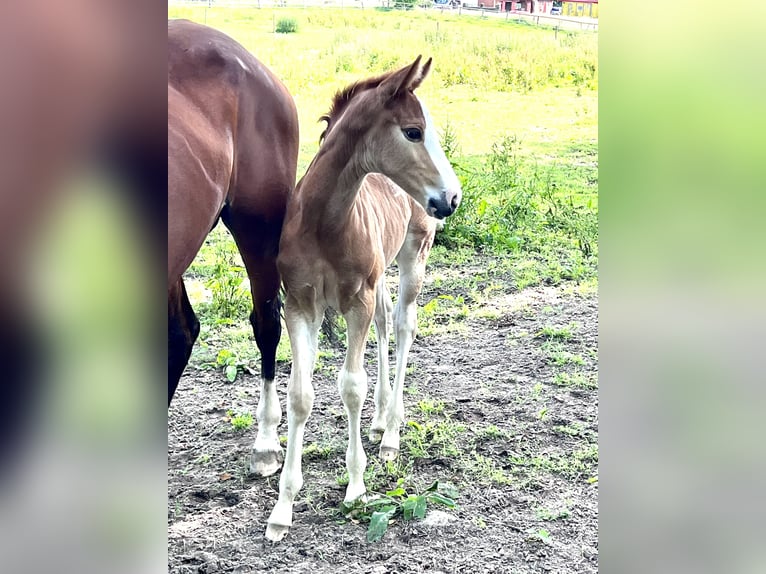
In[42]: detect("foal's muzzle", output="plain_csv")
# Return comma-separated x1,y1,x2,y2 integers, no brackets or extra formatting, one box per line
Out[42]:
427,189,460,219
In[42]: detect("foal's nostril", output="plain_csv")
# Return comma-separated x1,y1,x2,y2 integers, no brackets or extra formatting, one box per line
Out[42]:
450,194,459,210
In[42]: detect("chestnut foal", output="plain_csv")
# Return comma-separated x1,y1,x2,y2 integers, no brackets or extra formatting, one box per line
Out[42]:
266,57,461,541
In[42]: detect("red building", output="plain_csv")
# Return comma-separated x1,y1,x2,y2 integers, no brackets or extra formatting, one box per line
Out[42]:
474,0,598,15
476,0,554,13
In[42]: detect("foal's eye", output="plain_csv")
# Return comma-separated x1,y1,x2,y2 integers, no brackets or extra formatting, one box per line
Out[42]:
403,127,423,142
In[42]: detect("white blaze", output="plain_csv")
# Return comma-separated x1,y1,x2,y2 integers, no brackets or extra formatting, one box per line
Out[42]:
419,100,461,204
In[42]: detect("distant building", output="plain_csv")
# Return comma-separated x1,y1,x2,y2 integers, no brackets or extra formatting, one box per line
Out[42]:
474,0,598,17
559,0,598,17
477,0,553,12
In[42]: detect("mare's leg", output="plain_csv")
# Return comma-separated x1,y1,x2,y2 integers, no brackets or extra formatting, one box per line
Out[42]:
380,235,430,461
369,276,393,443
223,210,284,477
0,307,41,483
265,296,322,542
168,279,199,405
338,296,375,503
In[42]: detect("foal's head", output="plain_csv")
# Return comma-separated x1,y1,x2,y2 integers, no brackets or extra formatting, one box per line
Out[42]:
320,56,461,219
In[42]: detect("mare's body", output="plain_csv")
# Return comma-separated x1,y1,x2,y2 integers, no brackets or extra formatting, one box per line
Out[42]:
168,20,299,475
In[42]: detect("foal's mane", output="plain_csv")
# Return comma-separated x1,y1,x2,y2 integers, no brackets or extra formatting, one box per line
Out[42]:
318,70,395,144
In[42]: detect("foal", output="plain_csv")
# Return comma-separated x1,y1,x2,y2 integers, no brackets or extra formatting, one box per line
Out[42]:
266,57,461,541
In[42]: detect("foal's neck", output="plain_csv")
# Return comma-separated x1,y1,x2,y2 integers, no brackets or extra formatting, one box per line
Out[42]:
298,124,370,230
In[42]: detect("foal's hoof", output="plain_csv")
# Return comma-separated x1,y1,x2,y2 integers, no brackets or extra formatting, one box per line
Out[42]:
249,449,283,477
379,445,400,462
265,523,290,542
368,428,384,444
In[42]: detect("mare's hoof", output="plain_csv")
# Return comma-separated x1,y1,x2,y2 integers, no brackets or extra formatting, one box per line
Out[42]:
249,449,283,477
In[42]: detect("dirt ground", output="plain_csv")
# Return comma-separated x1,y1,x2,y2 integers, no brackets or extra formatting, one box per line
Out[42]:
168,257,598,574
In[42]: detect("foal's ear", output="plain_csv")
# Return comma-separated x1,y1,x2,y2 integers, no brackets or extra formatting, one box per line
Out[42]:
381,55,423,101
410,57,432,92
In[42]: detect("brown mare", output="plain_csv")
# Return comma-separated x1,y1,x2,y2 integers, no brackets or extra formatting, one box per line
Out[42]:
168,20,299,477
266,57,462,541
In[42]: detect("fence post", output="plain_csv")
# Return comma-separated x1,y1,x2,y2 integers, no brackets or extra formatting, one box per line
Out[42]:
554,24,558,39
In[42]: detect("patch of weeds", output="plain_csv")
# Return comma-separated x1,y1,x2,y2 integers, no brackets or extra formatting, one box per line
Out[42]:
538,321,578,341
474,306,502,321
302,441,338,461
227,410,254,432
428,245,475,267
463,452,512,485
542,341,585,366
552,422,596,441
509,444,598,481
340,480,458,542
561,276,598,297
210,348,253,382
404,382,419,396
195,454,211,466
537,407,549,421
531,382,545,399
514,260,542,291
440,119,462,160
536,500,574,521
552,371,597,390
419,294,469,337
416,399,445,417
474,424,508,440
528,528,552,544
336,458,413,493
314,349,338,377
197,236,251,321
275,17,298,33
472,515,488,529
402,415,466,459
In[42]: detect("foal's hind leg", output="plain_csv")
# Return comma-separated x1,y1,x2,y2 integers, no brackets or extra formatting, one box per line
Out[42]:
380,233,431,461
224,213,284,477
370,276,393,443
168,279,200,405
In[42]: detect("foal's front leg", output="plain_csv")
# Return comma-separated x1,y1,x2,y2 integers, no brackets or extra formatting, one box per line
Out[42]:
265,299,322,542
339,299,375,503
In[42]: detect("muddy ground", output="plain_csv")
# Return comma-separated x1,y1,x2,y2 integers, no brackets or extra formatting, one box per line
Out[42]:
168,257,598,573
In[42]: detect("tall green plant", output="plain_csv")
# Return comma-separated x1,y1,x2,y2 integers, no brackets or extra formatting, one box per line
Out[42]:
205,239,250,320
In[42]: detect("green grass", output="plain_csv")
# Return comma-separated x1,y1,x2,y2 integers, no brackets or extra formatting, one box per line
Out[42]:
542,341,586,366
169,6,597,167
463,451,513,485
509,443,598,482
538,322,578,341
536,500,574,521
402,415,466,459
227,410,254,431
551,370,597,390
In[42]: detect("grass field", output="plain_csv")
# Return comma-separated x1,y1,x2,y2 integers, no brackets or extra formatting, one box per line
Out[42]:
168,7,598,572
